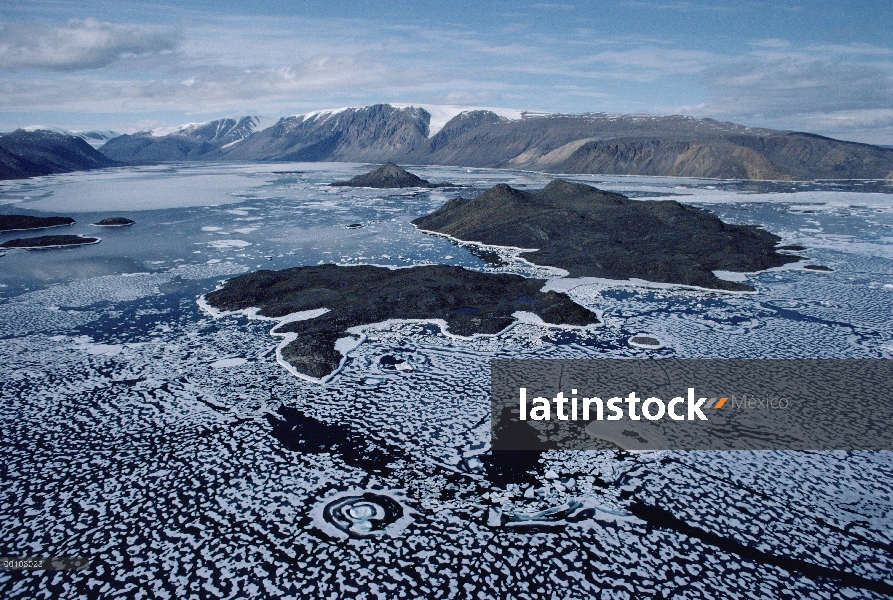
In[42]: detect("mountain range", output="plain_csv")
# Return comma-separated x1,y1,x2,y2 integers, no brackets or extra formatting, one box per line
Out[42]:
4,104,893,181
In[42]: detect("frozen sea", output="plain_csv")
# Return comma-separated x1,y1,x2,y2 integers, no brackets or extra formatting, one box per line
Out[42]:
1,163,892,598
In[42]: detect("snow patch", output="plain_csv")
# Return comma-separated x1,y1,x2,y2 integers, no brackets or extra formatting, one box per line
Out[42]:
392,104,526,137
207,239,251,249
210,357,247,368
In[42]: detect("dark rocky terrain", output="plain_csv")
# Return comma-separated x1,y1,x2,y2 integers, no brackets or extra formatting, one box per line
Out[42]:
0,214,75,232
93,217,135,226
331,162,449,188
413,180,800,291
95,104,893,181
0,130,117,180
203,264,597,378
0,234,100,248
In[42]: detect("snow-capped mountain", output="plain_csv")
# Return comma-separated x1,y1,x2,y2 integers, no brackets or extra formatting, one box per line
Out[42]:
89,103,893,180
150,116,277,144
100,116,277,163
21,126,121,149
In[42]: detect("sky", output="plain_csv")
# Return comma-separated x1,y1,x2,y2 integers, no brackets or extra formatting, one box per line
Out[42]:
1,0,891,144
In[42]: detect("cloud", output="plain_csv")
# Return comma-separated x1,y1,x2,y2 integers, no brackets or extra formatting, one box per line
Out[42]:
575,46,720,80
679,54,893,143
429,90,505,105
0,49,433,114
701,59,893,117
751,38,791,48
806,43,893,56
619,1,737,13
0,18,181,71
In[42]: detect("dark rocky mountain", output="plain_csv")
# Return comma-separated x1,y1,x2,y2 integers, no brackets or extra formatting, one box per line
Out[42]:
413,179,800,291
0,130,118,180
99,116,272,163
91,104,893,180
99,132,214,163
428,110,507,152
0,146,45,180
331,162,447,188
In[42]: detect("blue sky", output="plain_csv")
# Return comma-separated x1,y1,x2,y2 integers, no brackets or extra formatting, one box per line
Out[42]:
1,0,891,143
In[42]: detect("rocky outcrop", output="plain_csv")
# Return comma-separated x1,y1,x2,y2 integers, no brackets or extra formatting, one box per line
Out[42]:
203,264,597,379
1,234,99,248
413,180,801,291
93,217,135,226
331,162,448,188
0,214,75,232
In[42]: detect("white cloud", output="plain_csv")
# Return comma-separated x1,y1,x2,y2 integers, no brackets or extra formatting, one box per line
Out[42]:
680,53,893,143
751,38,791,48
0,18,181,71
702,59,893,117
574,46,720,80
619,1,737,13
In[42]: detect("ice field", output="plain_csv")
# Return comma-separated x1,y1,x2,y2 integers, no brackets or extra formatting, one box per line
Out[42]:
1,163,892,598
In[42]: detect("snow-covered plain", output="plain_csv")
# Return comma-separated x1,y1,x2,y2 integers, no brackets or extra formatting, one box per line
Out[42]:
1,164,892,598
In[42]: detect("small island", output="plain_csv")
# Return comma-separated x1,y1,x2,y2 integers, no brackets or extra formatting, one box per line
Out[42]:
1,234,100,249
413,180,801,291
202,264,597,379
93,217,135,227
0,214,75,232
331,162,452,189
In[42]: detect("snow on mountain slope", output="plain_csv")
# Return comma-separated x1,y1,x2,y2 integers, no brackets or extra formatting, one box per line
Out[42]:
21,126,121,149
393,104,526,137
282,104,528,138
151,116,277,141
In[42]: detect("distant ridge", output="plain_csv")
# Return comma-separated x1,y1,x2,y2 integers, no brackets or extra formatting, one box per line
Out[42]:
100,116,274,163
97,104,893,181
0,130,118,180
8,105,893,181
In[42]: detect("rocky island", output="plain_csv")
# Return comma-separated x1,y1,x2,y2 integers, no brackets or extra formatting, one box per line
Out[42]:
331,162,451,188
1,234,100,249
93,217,135,227
202,264,597,379
0,214,75,232
413,180,800,291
